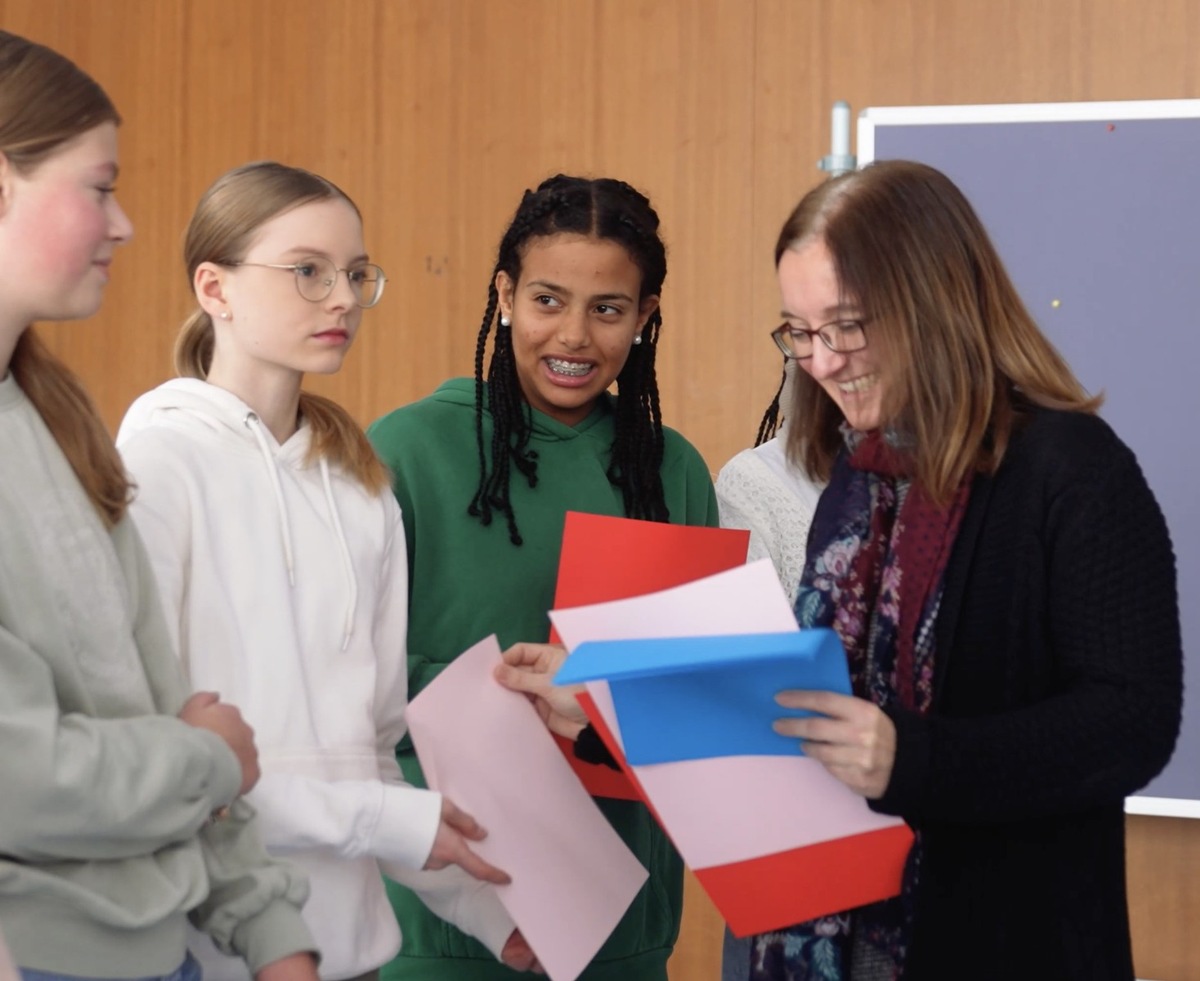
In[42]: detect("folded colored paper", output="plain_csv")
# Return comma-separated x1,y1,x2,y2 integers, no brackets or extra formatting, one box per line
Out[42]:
550,511,751,796
554,629,851,764
550,560,915,936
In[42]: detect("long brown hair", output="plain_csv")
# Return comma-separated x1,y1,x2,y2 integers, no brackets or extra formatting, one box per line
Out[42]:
176,161,388,494
777,159,1101,503
0,30,129,527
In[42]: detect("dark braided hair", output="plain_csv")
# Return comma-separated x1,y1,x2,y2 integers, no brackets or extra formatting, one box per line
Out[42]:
468,175,669,545
754,358,789,446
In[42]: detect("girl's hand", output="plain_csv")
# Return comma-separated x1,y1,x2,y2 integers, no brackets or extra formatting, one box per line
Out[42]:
500,929,544,973
424,797,511,885
254,953,319,981
773,690,896,799
180,691,260,796
494,642,588,740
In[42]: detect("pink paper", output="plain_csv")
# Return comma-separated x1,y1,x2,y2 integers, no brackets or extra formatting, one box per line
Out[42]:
406,635,647,981
549,560,908,870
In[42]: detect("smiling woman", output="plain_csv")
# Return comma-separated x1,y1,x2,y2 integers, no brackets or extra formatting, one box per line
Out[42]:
367,174,718,981
726,160,1183,981
776,239,882,433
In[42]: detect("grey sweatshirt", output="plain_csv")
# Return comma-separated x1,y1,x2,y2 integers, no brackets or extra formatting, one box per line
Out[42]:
0,373,315,977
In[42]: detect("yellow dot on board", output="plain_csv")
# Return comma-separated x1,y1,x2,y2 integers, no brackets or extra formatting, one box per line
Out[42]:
1051,299,1061,309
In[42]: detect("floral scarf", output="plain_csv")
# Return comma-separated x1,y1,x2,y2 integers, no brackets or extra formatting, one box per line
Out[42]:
749,429,970,981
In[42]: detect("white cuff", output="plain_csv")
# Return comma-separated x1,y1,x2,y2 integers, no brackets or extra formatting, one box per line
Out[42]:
373,784,442,869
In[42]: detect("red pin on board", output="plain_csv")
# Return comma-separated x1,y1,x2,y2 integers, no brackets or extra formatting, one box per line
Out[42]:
1107,123,1116,132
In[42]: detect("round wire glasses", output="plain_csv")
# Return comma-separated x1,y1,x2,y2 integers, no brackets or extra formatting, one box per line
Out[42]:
232,255,387,309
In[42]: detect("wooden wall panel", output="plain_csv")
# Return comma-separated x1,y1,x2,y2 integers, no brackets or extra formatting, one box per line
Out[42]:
1127,815,1200,981
1,1,1196,978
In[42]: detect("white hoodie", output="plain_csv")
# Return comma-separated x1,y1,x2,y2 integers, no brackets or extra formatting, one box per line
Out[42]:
118,379,513,980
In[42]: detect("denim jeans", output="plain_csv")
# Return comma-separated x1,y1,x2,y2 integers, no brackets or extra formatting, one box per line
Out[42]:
20,952,201,981
722,925,752,981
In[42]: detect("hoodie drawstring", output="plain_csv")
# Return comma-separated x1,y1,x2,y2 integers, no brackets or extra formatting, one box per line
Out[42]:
320,457,359,652
244,414,357,651
244,414,296,587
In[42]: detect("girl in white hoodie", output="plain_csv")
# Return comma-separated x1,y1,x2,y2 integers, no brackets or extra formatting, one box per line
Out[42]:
118,162,536,981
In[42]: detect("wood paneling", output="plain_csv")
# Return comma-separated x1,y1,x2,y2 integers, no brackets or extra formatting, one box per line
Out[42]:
1127,815,1200,981
2,2,1196,977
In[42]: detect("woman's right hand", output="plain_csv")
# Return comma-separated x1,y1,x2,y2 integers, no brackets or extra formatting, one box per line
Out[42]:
424,796,511,885
494,642,588,740
179,691,260,795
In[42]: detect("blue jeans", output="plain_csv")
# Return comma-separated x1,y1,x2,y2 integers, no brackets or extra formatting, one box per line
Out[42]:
21,953,201,981
722,926,752,981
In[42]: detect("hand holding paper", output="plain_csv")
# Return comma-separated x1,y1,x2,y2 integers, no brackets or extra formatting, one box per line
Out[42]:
549,511,752,798
406,635,647,981
500,929,543,973
424,797,511,883
774,689,898,799
495,642,586,740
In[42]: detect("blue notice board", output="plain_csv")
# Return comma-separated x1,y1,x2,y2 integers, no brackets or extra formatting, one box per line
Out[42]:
859,100,1200,817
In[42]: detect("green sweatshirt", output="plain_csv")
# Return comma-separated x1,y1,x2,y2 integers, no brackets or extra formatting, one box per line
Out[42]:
367,378,718,981
0,372,314,978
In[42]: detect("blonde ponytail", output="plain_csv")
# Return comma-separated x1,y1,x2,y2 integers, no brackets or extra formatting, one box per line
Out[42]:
174,309,215,379
298,392,389,495
173,309,385,493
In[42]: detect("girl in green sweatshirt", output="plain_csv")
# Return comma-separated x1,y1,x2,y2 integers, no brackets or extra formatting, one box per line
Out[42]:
369,175,718,981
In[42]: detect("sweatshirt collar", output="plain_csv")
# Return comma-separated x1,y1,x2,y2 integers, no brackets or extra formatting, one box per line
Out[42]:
433,377,614,440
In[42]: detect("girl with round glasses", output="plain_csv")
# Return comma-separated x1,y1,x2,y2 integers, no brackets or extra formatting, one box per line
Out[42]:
731,160,1182,981
118,161,538,981
0,34,319,981
229,253,387,308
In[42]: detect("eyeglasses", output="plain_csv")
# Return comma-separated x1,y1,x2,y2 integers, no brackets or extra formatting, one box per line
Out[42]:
230,255,387,308
771,319,868,360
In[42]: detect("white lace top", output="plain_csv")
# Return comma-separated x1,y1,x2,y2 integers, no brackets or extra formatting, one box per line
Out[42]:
715,436,824,603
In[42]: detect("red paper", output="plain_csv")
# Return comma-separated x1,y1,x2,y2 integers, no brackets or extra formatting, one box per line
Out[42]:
552,512,750,799
695,826,914,936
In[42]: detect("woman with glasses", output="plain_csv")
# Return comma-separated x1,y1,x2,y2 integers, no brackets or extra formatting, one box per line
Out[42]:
117,162,538,981
368,174,717,981
732,160,1182,981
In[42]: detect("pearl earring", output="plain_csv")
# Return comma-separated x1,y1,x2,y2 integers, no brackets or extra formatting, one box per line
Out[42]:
220,311,231,320
632,334,642,345
500,315,511,327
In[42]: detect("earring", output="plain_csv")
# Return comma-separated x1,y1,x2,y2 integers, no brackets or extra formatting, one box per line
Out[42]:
219,311,231,320
500,315,511,327
632,334,642,345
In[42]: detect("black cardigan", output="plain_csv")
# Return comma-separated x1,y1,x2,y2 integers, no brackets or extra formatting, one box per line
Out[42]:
869,409,1182,980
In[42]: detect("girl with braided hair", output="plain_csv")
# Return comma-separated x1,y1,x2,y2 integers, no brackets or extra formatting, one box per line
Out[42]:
368,174,717,981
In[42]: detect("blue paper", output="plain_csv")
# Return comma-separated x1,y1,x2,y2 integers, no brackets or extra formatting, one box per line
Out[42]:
554,630,851,765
